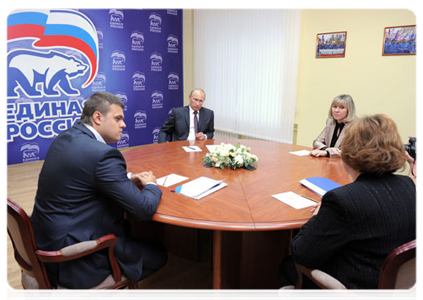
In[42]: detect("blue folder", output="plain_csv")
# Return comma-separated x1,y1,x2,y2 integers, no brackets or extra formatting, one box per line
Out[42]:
299,177,341,197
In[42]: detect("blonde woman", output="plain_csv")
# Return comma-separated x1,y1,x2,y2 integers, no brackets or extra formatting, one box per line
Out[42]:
310,94,356,158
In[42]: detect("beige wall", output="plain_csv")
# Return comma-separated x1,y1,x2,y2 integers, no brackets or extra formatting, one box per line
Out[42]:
183,9,417,145
295,9,416,148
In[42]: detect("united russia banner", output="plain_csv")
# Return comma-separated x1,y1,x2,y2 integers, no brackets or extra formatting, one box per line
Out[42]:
7,9,183,165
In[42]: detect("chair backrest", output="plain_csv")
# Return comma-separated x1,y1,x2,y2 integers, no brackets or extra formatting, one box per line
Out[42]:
378,239,416,289
7,198,52,288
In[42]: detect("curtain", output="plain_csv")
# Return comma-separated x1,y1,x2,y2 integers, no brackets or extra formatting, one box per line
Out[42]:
194,10,301,143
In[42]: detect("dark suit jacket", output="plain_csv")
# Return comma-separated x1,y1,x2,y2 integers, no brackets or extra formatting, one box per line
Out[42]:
292,173,416,289
158,106,214,143
31,122,163,288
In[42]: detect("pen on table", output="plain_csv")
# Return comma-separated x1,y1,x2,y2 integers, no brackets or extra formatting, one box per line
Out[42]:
194,178,227,198
210,178,226,189
300,194,320,203
163,176,168,186
187,146,196,150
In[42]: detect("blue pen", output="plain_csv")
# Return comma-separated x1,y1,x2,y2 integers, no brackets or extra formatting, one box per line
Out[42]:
205,178,227,191
209,182,222,189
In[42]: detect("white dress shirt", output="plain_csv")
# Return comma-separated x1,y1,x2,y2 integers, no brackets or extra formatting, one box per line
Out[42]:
187,106,198,141
186,106,207,141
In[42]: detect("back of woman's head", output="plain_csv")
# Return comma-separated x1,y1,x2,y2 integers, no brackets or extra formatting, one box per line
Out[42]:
341,114,406,176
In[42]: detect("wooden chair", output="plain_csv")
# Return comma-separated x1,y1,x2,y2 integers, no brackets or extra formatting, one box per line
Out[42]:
295,239,416,289
7,198,138,289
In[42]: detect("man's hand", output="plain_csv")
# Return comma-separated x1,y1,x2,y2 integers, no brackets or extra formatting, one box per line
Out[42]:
195,132,206,140
131,171,157,187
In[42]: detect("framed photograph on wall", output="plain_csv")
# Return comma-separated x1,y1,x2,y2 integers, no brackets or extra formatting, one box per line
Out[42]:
316,31,347,58
382,25,416,56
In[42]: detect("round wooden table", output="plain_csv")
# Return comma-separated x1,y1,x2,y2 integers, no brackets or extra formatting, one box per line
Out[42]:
123,139,352,288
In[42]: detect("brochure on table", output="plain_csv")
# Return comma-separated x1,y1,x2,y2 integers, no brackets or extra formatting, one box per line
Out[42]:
172,176,227,200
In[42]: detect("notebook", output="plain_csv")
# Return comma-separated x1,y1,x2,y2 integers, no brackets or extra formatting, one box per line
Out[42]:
172,176,227,200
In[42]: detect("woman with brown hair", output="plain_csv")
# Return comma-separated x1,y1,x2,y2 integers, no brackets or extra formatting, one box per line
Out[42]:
279,114,416,289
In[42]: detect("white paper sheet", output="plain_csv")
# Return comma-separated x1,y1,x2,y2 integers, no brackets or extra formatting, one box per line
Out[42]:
289,150,311,156
272,191,317,209
206,144,220,153
183,146,202,152
157,174,189,187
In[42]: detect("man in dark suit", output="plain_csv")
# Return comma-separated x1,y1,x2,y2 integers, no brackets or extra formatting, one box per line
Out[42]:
158,88,214,143
31,92,167,288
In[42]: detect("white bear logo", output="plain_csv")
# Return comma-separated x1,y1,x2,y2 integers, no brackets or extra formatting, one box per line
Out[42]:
8,49,88,99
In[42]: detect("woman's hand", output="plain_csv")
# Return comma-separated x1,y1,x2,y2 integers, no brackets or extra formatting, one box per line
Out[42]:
310,149,327,157
311,203,322,216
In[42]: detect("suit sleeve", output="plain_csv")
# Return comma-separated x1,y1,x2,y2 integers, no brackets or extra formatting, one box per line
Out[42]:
95,147,162,221
291,191,351,268
312,129,327,149
312,119,331,150
158,112,176,143
205,110,215,139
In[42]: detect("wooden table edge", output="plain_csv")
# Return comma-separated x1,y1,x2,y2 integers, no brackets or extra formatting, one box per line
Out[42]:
153,213,310,232
253,219,310,231
152,213,256,231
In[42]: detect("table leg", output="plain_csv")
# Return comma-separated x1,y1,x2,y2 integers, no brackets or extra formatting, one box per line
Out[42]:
238,230,291,288
213,230,242,300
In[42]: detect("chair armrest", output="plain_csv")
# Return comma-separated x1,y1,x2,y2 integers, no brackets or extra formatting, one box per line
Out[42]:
310,269,347,289
35,234,122,282
35,234,117,262
295,263,347,289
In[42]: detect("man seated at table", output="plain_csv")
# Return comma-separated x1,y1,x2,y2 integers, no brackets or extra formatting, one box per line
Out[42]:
158,88,214,143
31,92,167,288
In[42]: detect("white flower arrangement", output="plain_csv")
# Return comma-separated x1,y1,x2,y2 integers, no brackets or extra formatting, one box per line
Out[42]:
203,143,258,170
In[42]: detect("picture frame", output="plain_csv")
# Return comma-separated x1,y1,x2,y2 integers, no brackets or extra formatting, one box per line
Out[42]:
382,25,416,56
316,31,347,58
